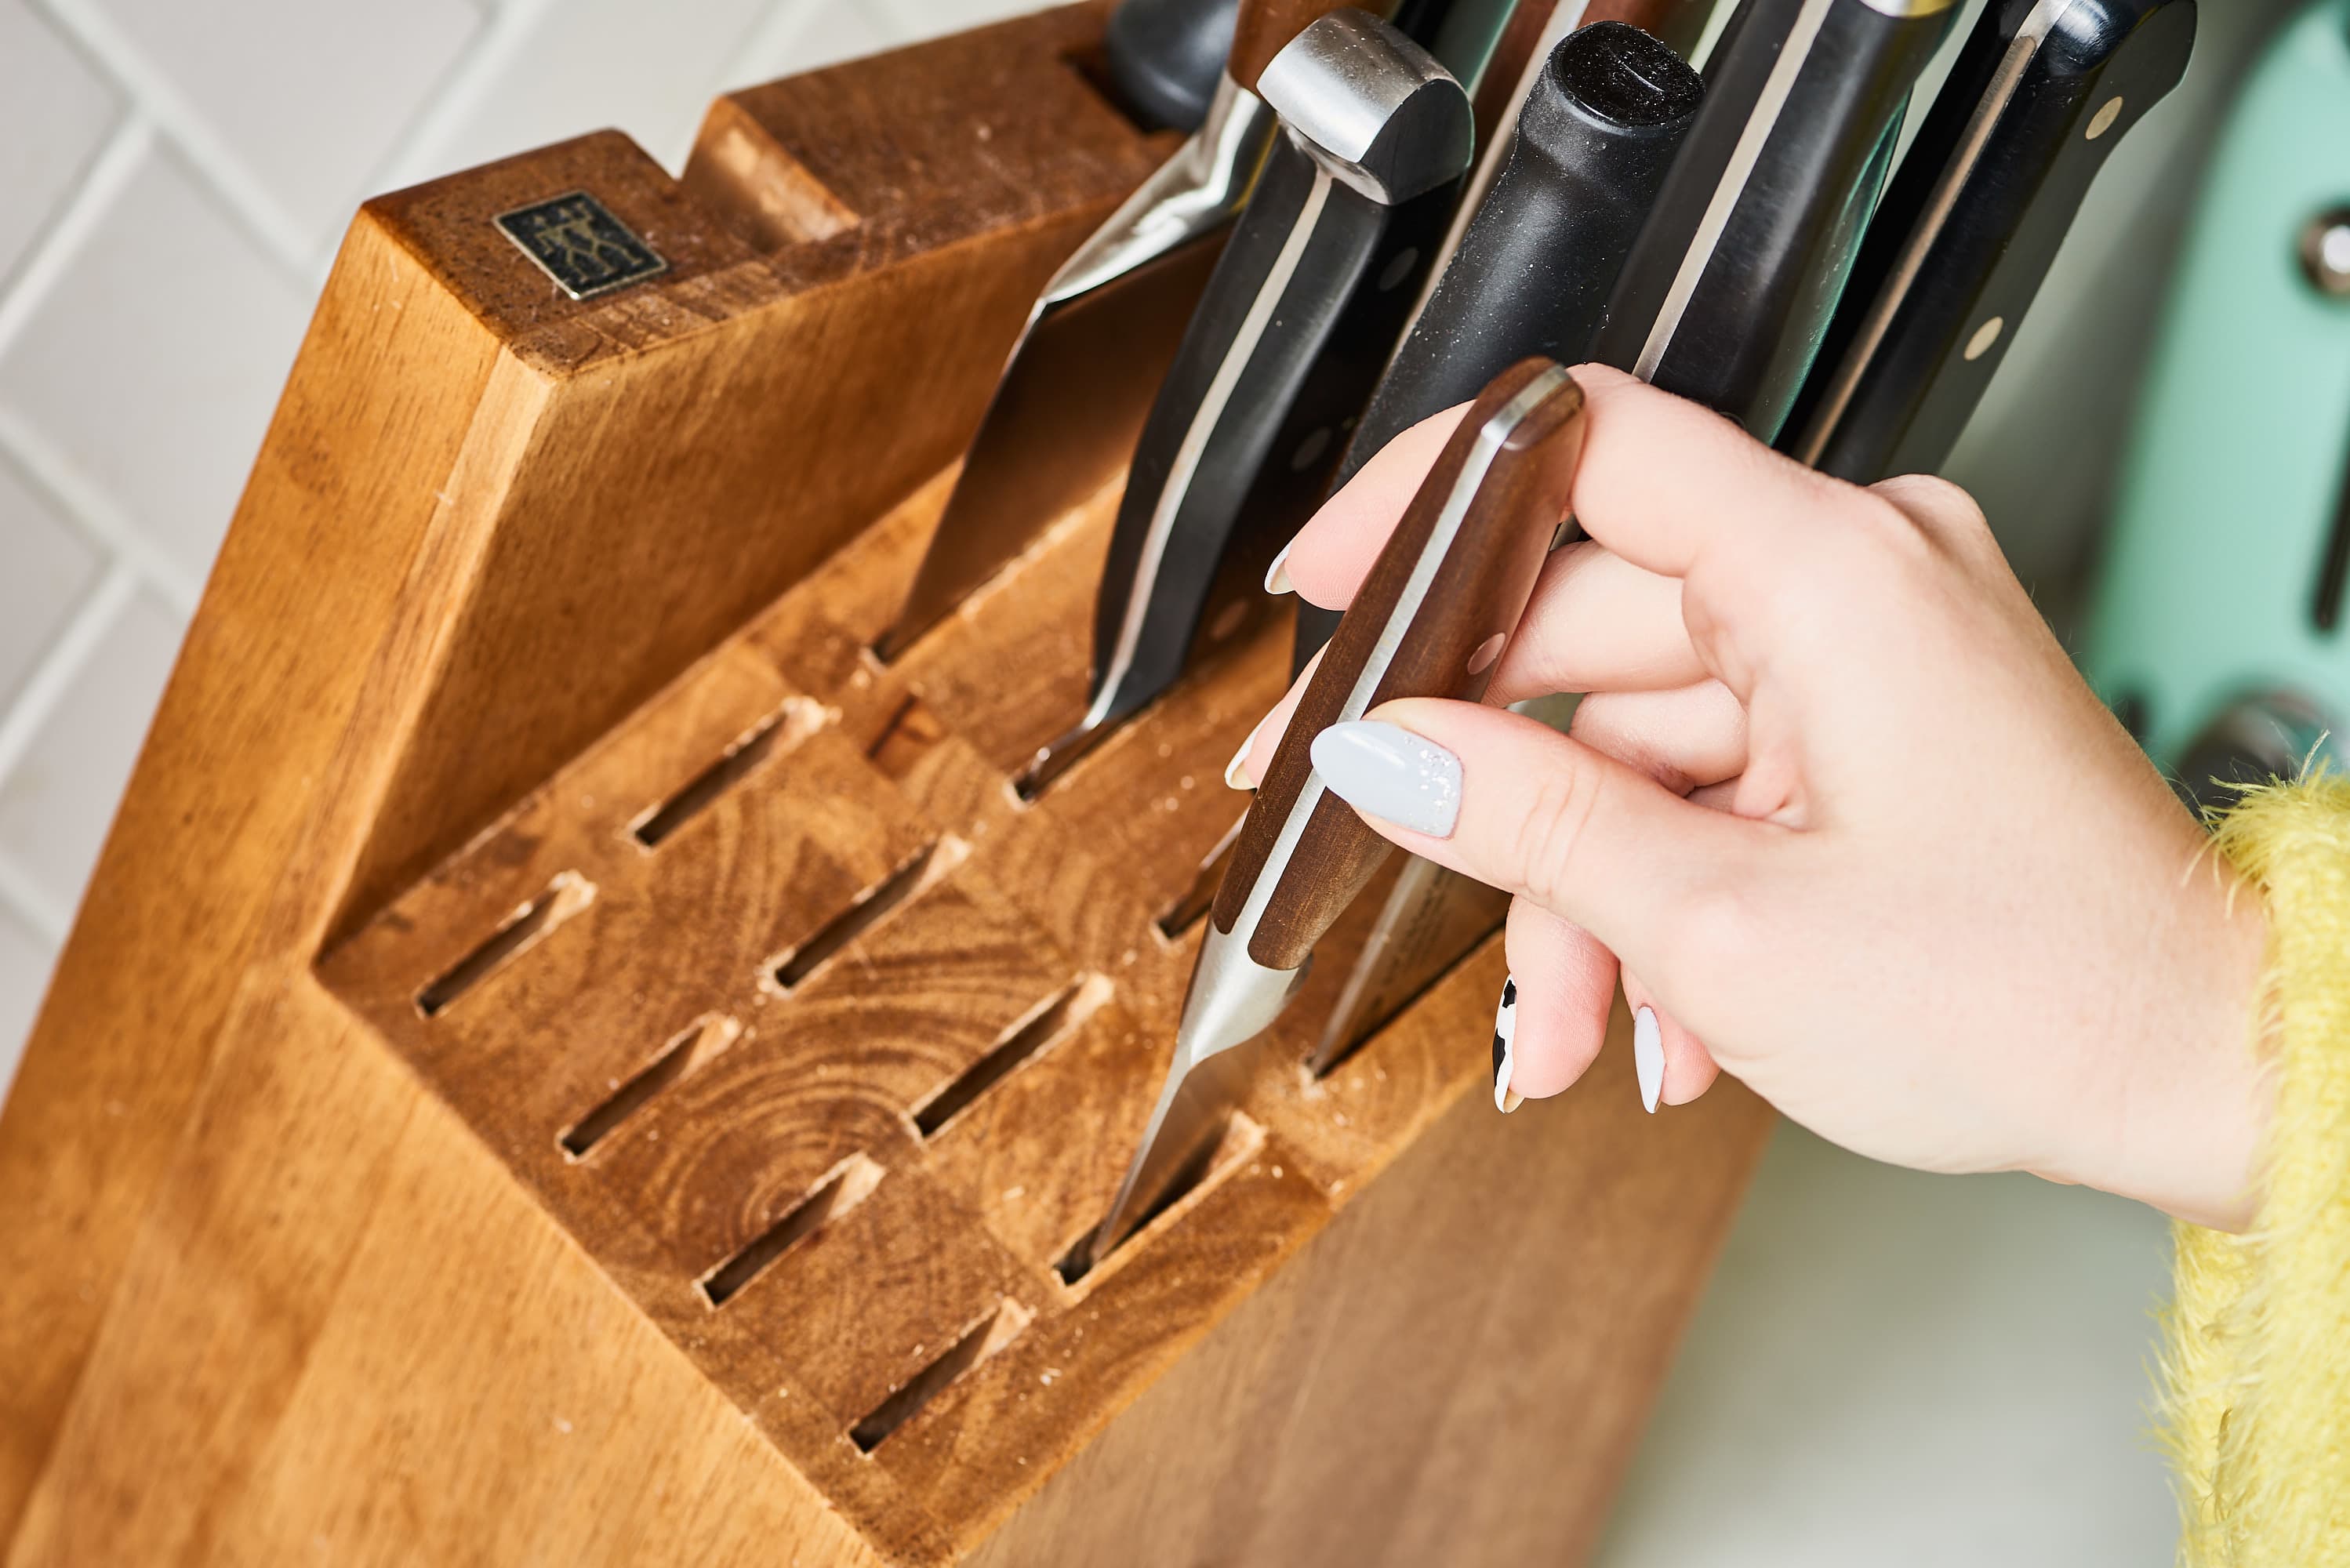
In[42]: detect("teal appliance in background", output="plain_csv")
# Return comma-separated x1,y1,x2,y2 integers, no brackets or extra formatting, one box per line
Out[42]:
2087,0,2350,805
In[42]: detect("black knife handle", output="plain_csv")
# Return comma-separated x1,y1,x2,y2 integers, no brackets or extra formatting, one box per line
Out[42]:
1106,0,1245,132
1091,134,1466,731
1218,361,1586,967
1291,20,1702,670
1590,0,1960,436
1786,0,2196,483
1048,10,1473,782
1338,24,1702,488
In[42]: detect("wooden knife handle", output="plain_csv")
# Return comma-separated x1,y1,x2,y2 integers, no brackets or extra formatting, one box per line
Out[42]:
1213,359,1586,970
1229,0,1360,91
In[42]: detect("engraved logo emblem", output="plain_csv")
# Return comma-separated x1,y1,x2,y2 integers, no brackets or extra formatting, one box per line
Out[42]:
494,191,667,299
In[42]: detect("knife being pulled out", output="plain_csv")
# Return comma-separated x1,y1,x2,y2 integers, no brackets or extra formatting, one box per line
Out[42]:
1088,359,1585,1265
1019,9,1475,796
877,0,1346,659
1290,19,1705,1066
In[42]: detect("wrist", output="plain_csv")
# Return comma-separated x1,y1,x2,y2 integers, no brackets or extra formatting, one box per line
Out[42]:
2073,879,2273,1231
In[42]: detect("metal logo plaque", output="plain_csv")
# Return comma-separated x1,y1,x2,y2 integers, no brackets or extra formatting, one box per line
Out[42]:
494,191,667,299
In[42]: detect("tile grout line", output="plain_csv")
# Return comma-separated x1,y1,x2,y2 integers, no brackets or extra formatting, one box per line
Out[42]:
365,0,573,196
0,114,150,362
34,0,320,286
0,408,205,617
0,560,140,808
0,850,73,949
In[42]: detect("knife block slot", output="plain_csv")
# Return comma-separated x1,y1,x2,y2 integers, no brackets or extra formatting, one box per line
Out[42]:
1155,814,1244,942
769,837,960,992
913,975,1102,1140
414,872,594,1018
866,692,950,781
1054,1110,1265,1289
629,699,821,849
851,1298,1033,1454
559,1012,742,1160
699,1151,887,1308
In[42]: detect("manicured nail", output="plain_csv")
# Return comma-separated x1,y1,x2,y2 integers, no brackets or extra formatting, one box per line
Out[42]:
1633,1005,1662,1114
1223,731,1255,790
1309,720,1460,837
1264,539,1296,596
1491,976,1521,1112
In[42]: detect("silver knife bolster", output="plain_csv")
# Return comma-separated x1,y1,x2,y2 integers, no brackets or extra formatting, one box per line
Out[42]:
1258,12,1473,205
1179,919,1313,1069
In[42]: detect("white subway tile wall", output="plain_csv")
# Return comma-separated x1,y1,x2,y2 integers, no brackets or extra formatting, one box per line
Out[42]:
0,0,1033,1092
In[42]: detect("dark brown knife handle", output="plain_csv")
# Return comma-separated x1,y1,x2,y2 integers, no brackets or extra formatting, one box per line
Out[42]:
1215,358,1586,969
1229,0,1360,91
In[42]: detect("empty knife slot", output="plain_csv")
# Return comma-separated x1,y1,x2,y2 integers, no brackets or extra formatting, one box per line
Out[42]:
864,693,946,782
1054,1112,1264,1287
911,975,1104,1140
771,838,961,992
1153,811,1245,942
699,1152,885,1308
415,872,595,1018
559,1013,743,1160
849,1298,1033,1454
628,699,822,848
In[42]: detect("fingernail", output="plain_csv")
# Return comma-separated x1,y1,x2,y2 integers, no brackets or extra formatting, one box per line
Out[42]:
1633,1005,1662,1114
1264,539,1296,596
1223,731,1255,790
1492,975,1522,1112
1309,720,1460,837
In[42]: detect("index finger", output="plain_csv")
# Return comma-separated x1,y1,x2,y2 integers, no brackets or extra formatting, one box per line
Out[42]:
1561,363,1843,580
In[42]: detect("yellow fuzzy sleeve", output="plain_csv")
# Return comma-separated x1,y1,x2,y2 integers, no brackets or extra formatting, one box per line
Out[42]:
2163,774,2350,1566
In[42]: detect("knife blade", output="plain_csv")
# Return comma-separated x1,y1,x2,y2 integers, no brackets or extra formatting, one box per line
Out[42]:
1785,0,2196,482
1589,0,1961,432
877,0,1353,660
1019,9,1475,797
1088,358,1585,1264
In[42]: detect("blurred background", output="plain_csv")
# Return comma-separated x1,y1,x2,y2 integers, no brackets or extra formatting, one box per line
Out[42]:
0,0,2309,1559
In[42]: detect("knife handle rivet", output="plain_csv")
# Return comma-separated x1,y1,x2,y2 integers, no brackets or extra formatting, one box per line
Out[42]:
1466,632,1506,676
1289,426,1333,472
2298,209,2350,297
2084,96,2123,141
1376,246,1420,293
1962,316,2003,363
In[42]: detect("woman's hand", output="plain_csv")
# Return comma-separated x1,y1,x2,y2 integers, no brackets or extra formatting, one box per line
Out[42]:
1236,365,2272,1230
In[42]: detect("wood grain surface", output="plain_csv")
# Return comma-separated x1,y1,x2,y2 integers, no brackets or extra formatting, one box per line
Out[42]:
0,10,1767,1566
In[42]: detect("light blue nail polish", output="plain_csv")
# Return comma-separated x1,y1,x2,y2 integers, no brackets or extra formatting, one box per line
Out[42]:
1309,720,1462,837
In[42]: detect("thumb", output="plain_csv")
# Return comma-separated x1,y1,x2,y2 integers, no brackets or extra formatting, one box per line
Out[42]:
1307,697,1773,978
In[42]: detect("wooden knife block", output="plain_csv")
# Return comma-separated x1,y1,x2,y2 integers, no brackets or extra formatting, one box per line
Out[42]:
0,7,1771,1564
